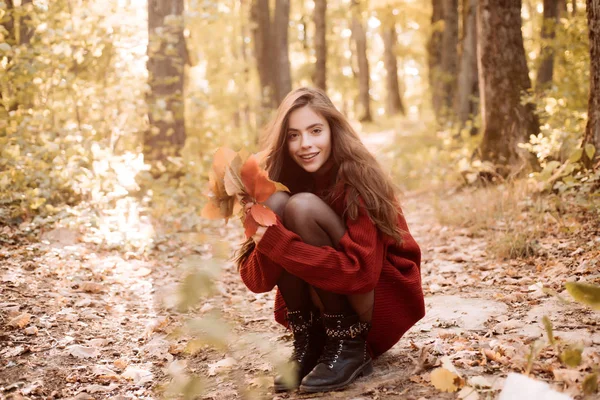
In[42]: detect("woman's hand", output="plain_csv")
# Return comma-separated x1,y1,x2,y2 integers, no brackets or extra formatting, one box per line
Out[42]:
252,226,267,245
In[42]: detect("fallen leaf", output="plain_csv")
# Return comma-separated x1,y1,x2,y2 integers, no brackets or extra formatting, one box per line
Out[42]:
122,365,153,384
552,368,581,385
469,375,492,388
207,357,236,376
3,345,26,358
457,386,479,400
83,383,119,393
8,312,31,328
68,344,100,359
430,367,463,393
114,359,128,369
24,326,38,335
80,281,104,293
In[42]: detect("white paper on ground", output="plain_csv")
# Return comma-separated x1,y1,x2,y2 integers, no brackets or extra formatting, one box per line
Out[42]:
498,373,573,400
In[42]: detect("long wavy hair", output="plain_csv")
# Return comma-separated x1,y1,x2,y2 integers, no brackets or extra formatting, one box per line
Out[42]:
235,87,403,268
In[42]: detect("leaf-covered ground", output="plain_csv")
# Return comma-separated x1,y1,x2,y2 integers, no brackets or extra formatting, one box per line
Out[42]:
1,131,599,400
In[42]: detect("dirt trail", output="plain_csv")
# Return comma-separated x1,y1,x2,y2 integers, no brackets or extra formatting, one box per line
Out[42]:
1,128,598,399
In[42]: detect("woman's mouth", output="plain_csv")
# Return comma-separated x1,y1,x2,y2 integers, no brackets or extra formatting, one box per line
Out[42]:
299,153,319,161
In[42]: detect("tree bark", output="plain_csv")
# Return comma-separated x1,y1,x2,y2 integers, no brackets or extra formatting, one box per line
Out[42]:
145,0,186,162
18,0,33,45
455,0,478,128
381,19,406,115
250,0,276,110
351,4,372,122
273,0,291,103
429,0,458,120
477,0,539,175
573,0,578,15
583,0,600,166
440,0,459,113
313,0,327,91
428,0,444,117
536,0,559,90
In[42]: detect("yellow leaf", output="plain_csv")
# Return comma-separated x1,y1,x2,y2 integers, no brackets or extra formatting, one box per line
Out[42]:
8,312,31,328
430,367,463,393
565,281,600,310
583,373,598,396
584,144,596,160
559,345,583,367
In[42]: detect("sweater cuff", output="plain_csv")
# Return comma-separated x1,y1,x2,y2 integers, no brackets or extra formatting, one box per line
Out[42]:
255,219,295,258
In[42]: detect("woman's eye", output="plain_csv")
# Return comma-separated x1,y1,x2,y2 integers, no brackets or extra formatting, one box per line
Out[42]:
313,129,321,134
288,132,298,140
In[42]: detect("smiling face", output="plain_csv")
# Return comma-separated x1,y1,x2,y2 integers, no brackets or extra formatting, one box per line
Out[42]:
286,106,332,174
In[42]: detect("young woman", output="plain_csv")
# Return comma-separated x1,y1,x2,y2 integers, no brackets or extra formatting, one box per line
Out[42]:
236,87,425,393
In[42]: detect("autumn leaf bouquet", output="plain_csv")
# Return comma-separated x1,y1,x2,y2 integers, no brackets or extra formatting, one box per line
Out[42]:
201,148,289,238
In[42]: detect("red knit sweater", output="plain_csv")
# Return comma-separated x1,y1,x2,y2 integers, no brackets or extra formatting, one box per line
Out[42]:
239,191,425,357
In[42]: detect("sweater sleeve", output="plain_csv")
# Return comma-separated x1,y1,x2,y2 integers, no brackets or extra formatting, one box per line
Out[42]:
255,203,385,295
239,247,284,293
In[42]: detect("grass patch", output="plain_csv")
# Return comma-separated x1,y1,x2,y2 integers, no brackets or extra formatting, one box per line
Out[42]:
433,180,547,259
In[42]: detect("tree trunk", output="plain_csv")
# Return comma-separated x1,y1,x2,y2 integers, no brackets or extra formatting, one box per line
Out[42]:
145,0,186,162
273,0,291,103
313,0,327,91
455,0,478,128
19,0,33,45
536,0,559,90
429,0,458,120
351,4,372,122
477,0,540,175
557,0,568,17
440,0,459,113
381,19,406,115
573,0,578,15
250,0,276,110
583,0,600,167
428,0,444,117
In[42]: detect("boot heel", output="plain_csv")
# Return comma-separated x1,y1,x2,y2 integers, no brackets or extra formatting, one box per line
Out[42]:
361,360,373,377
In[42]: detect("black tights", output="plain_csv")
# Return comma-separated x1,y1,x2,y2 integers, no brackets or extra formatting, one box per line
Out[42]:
265,191,374,322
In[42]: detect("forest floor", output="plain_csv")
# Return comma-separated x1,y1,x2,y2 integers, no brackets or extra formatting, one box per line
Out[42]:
1,127,600,400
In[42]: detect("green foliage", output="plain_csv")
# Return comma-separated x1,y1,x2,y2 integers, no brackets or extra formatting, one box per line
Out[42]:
0,0,147,222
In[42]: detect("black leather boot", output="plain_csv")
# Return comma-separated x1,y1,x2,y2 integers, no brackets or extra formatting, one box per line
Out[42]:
274,310,326,392
299,313,372,393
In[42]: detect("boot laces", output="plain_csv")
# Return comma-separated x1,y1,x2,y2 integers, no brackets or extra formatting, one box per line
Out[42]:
291,331,310,362
318,337,344,369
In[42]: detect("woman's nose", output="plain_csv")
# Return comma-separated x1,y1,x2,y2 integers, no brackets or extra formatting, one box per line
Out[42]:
300,132,312,148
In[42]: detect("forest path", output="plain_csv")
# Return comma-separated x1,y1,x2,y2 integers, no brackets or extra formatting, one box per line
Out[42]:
1,125,598,399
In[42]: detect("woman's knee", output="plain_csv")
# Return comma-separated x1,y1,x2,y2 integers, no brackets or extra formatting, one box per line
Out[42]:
283,193,321,226
264,191,290,219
